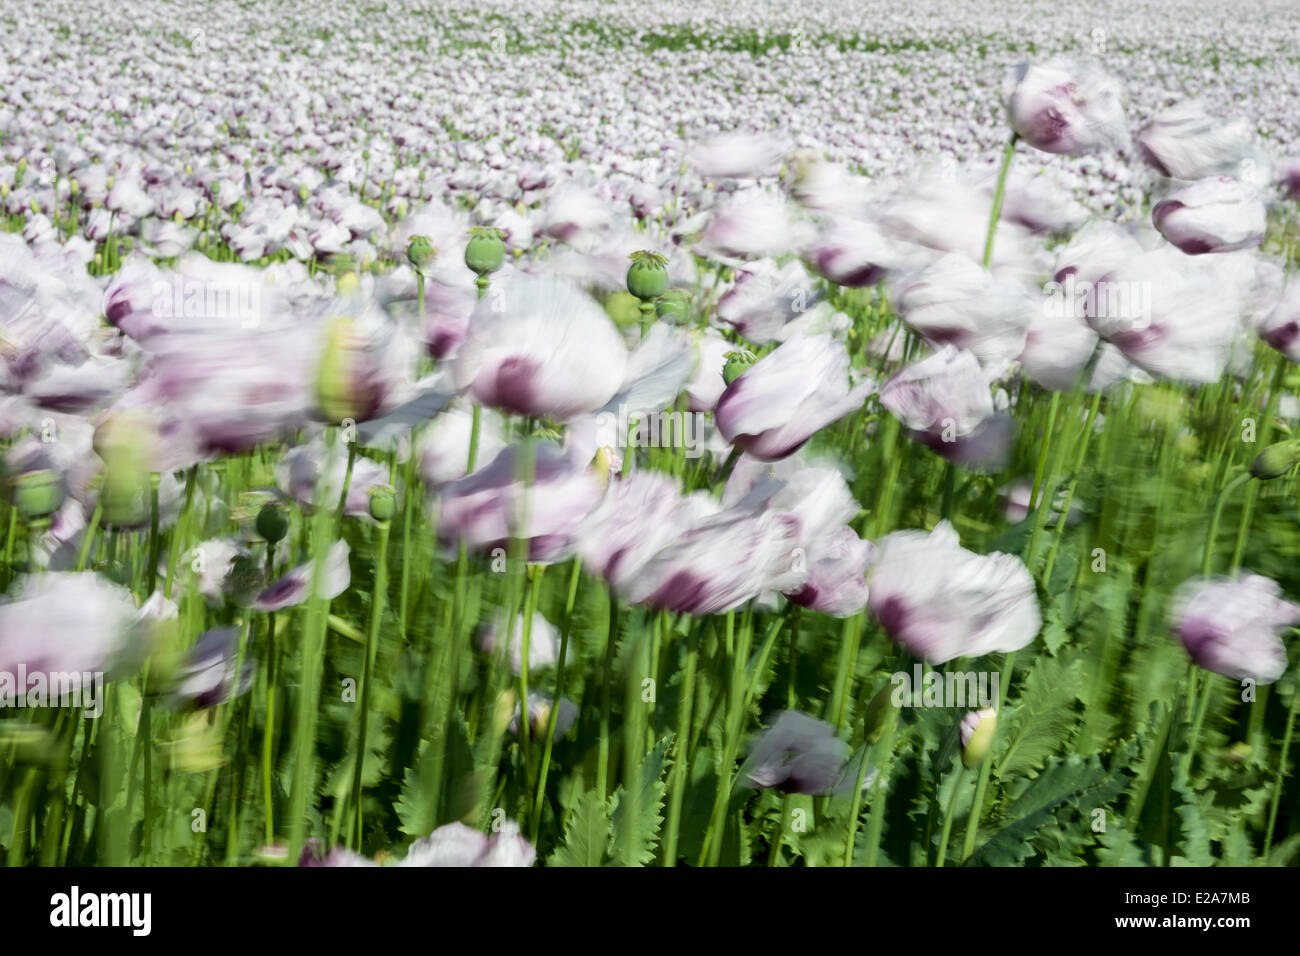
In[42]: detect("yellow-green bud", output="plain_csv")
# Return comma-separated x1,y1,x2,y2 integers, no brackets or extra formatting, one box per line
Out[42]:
1250,440,1300,480
960,708,998,769
862,682,900,745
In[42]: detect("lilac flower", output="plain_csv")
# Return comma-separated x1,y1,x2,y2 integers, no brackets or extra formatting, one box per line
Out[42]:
479,611,569,675
868,521,1040,664
397,821,535,867
891,253,1035,363
879,346,1013,470
416,402,509,486
1003,59,1128,155
696,189,812,260
1152,177,1266,256
1258,282,1300,362
688,133,789,179
1137,101,1255,181
1087,246,1240,384
784,525,876,618
684,328,735,413
1172,574,1299,684
453,275,628,420
0,572,154,683
804,218,909,288
714,259,819,344
509,694,579,740
613,508,805,615
716,333,874,461
741,710,849,795
437,440,604,564
255,540,351,612
169,627,255,710
575,471,717,589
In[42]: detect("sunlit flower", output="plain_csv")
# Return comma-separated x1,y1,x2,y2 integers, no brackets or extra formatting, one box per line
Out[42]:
868,521,1040,664
1172,574,1299,684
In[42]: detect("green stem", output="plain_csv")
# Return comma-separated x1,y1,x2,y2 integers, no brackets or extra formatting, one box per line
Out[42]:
1263,675,1299,861
935,767,967,867
661,620,698,866
982,133,1019,268
960,651,1014,862
350,517,390,848
530,558,582,839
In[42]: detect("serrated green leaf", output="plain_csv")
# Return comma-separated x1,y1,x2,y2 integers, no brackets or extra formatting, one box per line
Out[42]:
610,734,672,866
548,787,612,867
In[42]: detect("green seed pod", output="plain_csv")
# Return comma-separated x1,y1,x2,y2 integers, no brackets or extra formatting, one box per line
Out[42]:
99,468,151,529
314,316,381,425
464,227,506,276
722,350,756,386
367,485,397,522
655,288,690,320
1249,440,1300,480
227,553,265,603
960,708,998,770
11,469,65,521
626,250,669,301
256,502,290,543
406,234,437,275
93,411,158,529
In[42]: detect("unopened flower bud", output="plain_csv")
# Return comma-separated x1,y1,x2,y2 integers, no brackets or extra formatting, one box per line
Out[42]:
862,682,899,745
960,708,998,769
93,410,159,528
314,317,382,425
1250,440,1300,480
336,272,360,298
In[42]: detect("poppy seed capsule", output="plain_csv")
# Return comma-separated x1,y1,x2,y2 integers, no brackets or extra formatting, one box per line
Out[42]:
626,250,669,301
11,469,64,521
256,503,289,543
722,350,756,386
93,411,158,528
407,234,436,275
464,227,506,275
655,288,690,320
367,485,396,522
1250,440,1300,480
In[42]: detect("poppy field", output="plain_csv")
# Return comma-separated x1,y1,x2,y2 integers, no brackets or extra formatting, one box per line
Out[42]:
2,0,1300,869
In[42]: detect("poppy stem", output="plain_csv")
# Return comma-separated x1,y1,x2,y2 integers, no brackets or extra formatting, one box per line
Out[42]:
982,133,1018,269
960,650,1014,862
1262,672,1299,861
